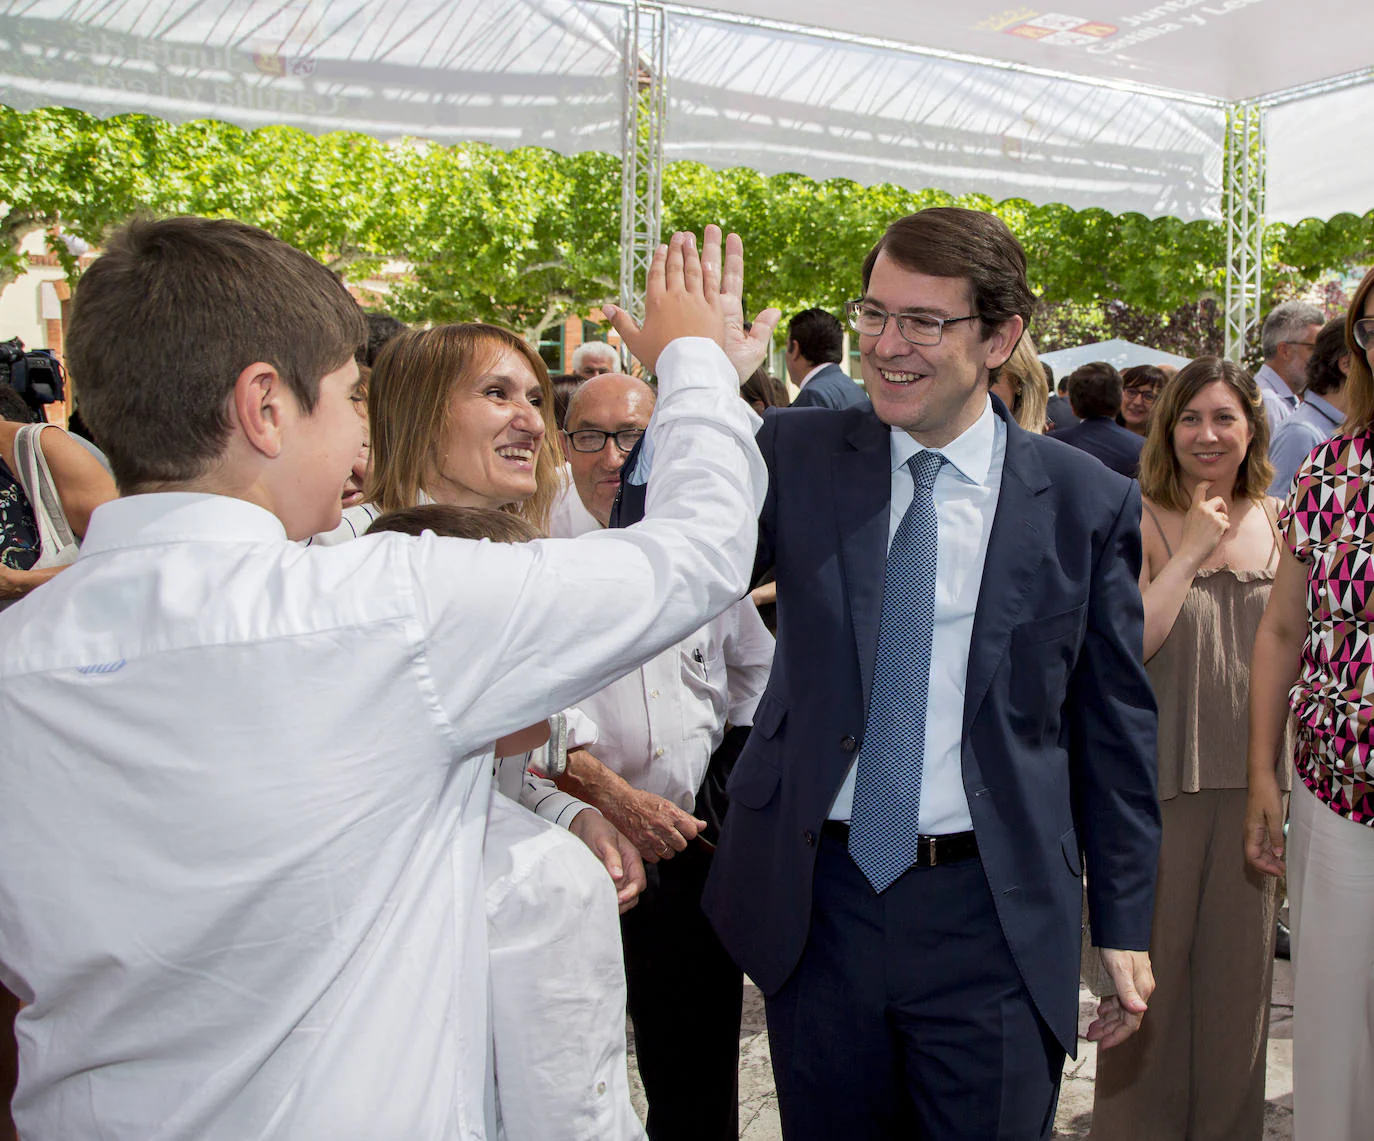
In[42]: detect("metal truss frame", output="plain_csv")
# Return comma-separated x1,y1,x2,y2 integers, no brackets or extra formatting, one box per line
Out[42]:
1223,102,1266,364
618,0,667,348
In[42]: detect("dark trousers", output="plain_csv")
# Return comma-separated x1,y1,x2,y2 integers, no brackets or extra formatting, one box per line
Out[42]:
621,840,744,1141
764,829,1064,1141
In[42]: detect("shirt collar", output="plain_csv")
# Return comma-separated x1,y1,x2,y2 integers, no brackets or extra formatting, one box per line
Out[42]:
889,397,997,487
1302,390,1343,427
79,493,288,556
549,468,603,537
1256,363,1298,404
799,363,828,389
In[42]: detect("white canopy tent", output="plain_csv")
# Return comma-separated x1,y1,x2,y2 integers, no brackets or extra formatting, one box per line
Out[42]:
1,0,1370,353
1039,338,1193,375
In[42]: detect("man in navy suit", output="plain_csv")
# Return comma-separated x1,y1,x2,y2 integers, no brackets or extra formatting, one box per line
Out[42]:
785,307,869,410
1049,361,1144,477
702,208,1160,1140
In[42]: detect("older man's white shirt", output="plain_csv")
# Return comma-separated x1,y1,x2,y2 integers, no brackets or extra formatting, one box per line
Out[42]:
0,338,763,1140
549,482,774,810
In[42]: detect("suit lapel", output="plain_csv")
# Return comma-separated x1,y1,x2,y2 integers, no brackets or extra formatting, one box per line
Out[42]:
833,413,892,716
963,415,1054,731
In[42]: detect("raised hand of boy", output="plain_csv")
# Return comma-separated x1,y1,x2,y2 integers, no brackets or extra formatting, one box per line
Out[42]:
604,229,725,372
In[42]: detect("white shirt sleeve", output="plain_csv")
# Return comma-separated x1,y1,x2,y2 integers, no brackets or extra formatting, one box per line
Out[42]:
518,771,591,828
722,599,775,728
563,706,599,750
410,337,766,754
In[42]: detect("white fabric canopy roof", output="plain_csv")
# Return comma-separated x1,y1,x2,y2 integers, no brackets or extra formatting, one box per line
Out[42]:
676,0,1362,104
1039,338,1193,374
0,0,1370,223
665,13,1224,219
0,1,626,149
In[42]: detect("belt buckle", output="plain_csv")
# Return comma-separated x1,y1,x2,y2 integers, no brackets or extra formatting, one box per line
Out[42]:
926,835,939,866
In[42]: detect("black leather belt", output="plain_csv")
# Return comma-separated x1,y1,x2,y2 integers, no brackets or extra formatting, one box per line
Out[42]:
821,820,979,866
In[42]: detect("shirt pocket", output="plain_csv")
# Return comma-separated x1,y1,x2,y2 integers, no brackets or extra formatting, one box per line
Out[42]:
680,641,725,703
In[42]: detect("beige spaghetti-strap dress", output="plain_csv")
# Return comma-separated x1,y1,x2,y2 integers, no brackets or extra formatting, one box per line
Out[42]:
1091,501,1292,1141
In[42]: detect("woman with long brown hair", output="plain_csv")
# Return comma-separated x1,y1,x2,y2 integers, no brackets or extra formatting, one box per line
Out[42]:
1247,266,1374,1140
366,322,564,530
316,320,647,1141
1092,356,1289,1140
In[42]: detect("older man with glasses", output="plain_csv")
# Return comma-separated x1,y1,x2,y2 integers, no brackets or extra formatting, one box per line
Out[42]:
550,372,776,1141
1256,301,1325,432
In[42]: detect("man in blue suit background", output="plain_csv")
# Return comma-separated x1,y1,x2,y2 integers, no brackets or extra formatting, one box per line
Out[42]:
1048,361,1145,478
703,208,1161,1140
785,307,869,410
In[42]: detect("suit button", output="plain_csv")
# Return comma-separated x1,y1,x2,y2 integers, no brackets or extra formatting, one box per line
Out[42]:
840,735,858,752
803,830,816,847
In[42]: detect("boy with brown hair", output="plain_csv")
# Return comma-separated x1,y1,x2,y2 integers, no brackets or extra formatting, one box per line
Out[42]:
0,217,766,1140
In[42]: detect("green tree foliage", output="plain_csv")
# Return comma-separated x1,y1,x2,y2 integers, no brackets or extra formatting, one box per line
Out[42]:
2,106,1372,349
0,106,161,286
384,145,622,340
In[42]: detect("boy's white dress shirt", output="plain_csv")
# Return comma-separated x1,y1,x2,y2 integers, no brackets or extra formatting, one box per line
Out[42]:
0,338,763,1140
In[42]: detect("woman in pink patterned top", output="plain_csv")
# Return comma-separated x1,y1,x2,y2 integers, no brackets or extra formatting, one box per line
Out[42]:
1247,266,1374,1141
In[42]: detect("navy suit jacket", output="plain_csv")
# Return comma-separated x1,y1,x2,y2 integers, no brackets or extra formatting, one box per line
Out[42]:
789,362,869,411
702,399,1160,1055
1045,394,1079,432
1049,416,1143,479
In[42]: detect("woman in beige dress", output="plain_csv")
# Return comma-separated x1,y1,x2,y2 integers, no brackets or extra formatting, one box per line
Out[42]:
1091,356,1290,1140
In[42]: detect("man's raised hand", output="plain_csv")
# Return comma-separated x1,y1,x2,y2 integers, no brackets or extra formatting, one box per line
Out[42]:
718,228,781,384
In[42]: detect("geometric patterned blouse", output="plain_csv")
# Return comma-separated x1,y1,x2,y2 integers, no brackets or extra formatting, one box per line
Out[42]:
1279,431,1374,826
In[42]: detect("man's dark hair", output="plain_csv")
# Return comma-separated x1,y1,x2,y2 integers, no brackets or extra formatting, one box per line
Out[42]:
1043,362,1057,392
366,503,542,544
0,382,39,424
363,311,409,368
1305,316,1350,397
861,208,1037,342
787,308,844,365
1067,361,1123,420
67,215,365,492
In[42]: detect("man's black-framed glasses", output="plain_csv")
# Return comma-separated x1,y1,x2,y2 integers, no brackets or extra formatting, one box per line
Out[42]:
1353,318,1374,352
564,428,645,454
845,300,980,346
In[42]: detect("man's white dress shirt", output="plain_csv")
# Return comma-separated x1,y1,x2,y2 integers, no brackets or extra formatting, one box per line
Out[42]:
1256,361,1300,434
549,482,774,810
0,338,764,1141
829,398,1006,835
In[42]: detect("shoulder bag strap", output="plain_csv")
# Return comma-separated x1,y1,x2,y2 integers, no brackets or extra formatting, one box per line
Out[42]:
13,424,79,566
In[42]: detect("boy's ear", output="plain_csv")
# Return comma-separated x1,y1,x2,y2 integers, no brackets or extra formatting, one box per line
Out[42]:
232,362,288,459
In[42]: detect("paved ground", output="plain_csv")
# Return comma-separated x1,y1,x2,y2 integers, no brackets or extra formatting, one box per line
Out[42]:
628,958,1296,1139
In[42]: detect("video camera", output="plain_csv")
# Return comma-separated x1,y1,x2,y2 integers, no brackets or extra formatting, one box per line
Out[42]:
0,338,65,409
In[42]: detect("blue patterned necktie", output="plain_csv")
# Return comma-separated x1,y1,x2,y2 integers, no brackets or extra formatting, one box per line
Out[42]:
848,449,946,893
